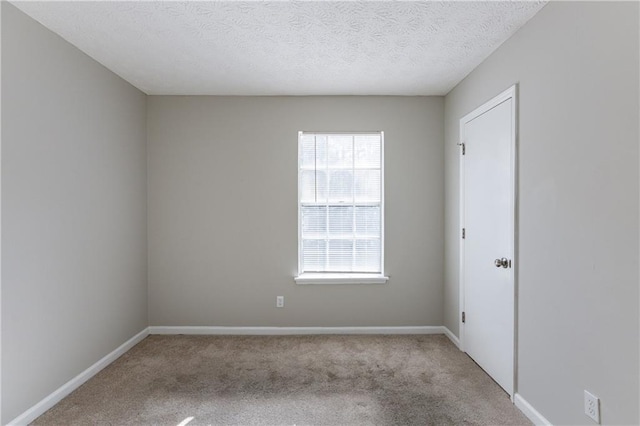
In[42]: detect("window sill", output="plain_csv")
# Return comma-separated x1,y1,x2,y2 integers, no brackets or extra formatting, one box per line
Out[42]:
294,273,389,285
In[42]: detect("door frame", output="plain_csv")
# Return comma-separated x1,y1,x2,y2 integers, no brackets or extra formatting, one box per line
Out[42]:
458,84,519,398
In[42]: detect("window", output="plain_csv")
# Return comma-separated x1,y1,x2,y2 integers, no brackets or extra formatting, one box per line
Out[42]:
295,132,388,284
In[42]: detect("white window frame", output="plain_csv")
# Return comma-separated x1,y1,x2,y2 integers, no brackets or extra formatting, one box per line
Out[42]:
295,131,388,285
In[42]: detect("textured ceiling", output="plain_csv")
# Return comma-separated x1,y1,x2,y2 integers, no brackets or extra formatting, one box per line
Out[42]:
11,1,547,96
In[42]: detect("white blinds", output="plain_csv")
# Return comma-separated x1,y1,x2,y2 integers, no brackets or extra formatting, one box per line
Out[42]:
299,132,383,274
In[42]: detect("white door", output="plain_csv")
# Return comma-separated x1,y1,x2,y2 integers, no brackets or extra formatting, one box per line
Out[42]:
460,86,516,396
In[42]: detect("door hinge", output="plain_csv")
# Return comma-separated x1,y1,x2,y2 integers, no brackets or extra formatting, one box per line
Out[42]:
457,142,465,155
462,311,466,323
462,228,466,239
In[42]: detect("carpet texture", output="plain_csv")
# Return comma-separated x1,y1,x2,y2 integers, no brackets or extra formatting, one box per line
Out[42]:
33,334,530,425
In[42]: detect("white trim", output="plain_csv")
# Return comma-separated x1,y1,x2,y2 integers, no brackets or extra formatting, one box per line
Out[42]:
294,273,388,284
442,327,461,349
380,131,385,277
297,131,303,275
7,328,149,426
458,105,466,352
458,84,518,395
299,131,383,135
460,86,517,126
514,393,552,426
1,3,4,420
149,326,445,336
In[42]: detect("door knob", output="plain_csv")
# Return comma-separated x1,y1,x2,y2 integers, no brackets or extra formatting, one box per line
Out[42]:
494,258,510,268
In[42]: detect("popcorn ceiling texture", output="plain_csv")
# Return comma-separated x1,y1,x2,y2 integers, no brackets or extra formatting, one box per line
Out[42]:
13,1,546,96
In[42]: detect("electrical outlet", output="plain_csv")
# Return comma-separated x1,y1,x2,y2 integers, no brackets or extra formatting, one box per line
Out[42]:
276,296,284,308
584,390,600,423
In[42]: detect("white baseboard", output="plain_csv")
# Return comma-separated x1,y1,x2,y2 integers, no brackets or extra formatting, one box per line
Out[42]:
442,326,461,349
514,393,552,425
8,328,150,426
149,325,446,336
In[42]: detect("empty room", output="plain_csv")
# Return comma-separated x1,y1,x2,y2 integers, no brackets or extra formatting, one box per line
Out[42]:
1,1,638,425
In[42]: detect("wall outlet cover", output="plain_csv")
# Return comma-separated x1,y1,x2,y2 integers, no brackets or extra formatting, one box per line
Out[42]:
584,390,600,423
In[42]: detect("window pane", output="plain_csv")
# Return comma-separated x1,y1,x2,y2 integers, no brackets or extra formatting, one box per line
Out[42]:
327,240,353,272
355,170,381,202
302,239,326,272
300,133,316,169
302,206,327,237
328,170,353,202
315,170,327,203
355,206,380,237
328,135,353,168
300,170,316,203
315,135,328,169
328,206,353,237
354,240,381,272
355,135,381,169
300,170,327,203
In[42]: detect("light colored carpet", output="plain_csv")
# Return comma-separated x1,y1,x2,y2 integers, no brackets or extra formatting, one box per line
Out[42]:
33,334,530,425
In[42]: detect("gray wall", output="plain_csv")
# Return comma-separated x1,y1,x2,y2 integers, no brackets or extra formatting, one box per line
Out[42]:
1,4,148,423
148,96,444,327
444,2,639,424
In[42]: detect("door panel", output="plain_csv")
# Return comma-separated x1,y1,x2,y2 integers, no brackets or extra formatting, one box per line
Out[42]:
462,93,515,396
